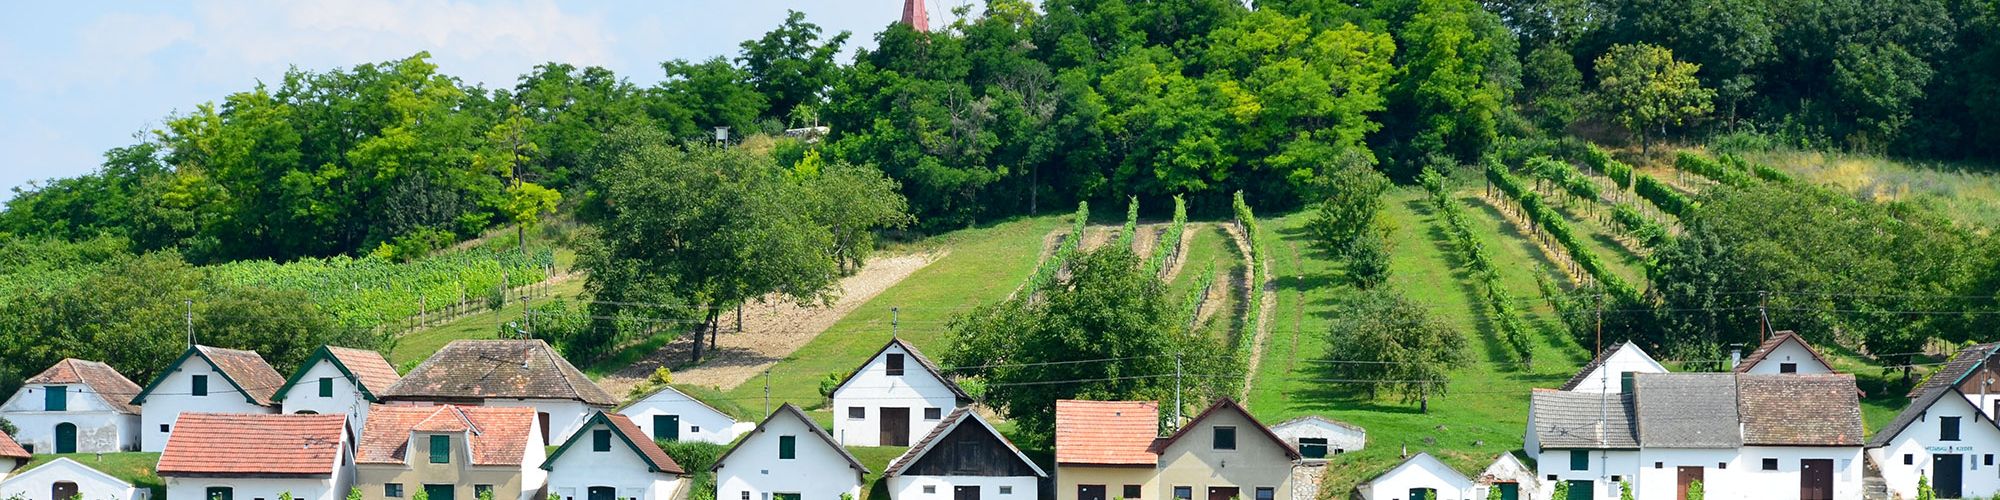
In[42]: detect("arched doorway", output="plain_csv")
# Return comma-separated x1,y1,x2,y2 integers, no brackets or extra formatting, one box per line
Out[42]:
54,422,77,454
53,481,78,500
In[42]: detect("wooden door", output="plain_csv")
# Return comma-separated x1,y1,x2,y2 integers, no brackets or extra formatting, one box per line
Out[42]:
54,422,76,454
880,407,910,446
954,486,980,500
1676,467,1704,500
654,414,679,441
53,482,78,500
1934,454,1964,499
1800,459,1833,500
1207,487,1239,500
588,487,616,500
1077,485,1106,500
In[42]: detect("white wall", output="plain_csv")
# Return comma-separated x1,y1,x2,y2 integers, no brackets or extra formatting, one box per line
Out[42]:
1629,449,1741,500
1740,341,1832,374
1729,446,1863,500
140,362,277,452
716,413,863,500
280,360,371,432
1871,395,2000,499
1362,457,1473,500
887,476,1038,500
164,477,338,500
619,389,748,445
0,458,148,500
1531,449,1642,500
1569,345,1666,394
1,384,138,452
1270,419,1365,458
1966,392,2000,420
486,399,596,445
546,420,683,500
830,344,963,447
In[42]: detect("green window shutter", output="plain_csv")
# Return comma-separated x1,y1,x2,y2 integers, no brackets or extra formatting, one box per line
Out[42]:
430,435,451,464
778,435,797,459
45,385,67,411
1570,450,1589,471
593,429,612,452
1499,483,1518,500
653,415,679,442
1619,372,1634,393
191,375,208,396
319,377,334,398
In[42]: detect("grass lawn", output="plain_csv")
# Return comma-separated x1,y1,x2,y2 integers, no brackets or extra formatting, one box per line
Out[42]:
387,276,588,368
721,215,1066,409
850,445,911,500
1168,224,1246,339
16,452,163,498
1744,149,2000,229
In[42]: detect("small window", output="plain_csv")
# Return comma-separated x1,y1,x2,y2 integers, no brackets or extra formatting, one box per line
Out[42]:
385,484,404,498
1254,488,1273,500
1654,462,1663,469
778,435,797,459
1123,485,1142,498
45,385,67,411
430,435,451,464
160,424,170,433
1942,416,1963,441
1570,450,1590,471
1619,372,1634,393
925,408,943,420
691,426,701,432
998,487,1012,495
1717,462,1728,469
1610,476,1622,483
1762,458,1778,471
474,485,493,499
849,407,865,419
1213,426,1237,450
1173,487,1192,500
206,487,233,500
192,375,208,396
741,493,750,500
1546,475,1558,481
922,486,936,494
886,353,906,376
1299,437,1329,459
318,377,334,398
1779,362,1798,373
1987,454,1995,466
593,429,613,452
1905,454,1915,465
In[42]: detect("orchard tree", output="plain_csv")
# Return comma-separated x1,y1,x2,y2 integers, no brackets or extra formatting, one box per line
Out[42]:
1303,151,1390,256
1594,43,1715,154
1319,288,1466,412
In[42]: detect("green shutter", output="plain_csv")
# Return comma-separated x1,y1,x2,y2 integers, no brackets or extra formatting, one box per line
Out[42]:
319,377,334,398
430,435,451,463
1567,481,1593,500
1619,372,1634,393
593,429,612,452
192,375,208,396
778,435,797,459
1570,450,1590,470
45,386,67,411
653,415,679,442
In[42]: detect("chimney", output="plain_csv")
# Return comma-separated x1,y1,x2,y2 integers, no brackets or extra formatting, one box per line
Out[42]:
901,0,929,32
1729,348,1742,369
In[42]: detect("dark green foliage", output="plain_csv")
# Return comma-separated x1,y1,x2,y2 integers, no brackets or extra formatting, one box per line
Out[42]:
660,441,728,500
737,11,850,122
1346,230,1392,289
1303,156,1392,256
1634,175,1697,219
1487,161,1640,301
1317,288,1468,408
1582,145,1634,190
1674,152,1754,187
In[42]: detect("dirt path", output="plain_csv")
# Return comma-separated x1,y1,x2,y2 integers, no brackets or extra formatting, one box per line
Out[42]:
600,252,943,395
1079,226,1115,251
1007,227,1070,300
1160,223,1201,281
1220,223,1277,400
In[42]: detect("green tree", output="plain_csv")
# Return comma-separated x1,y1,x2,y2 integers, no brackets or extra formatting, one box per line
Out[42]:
1686,479,1704,500
792,151,913,274
1522,44,1584,131
1381,0,1516,169
1347,227,1392,289
1318,288,1466,411
1621,480,1635,500
1916,473,1935,500
1832,42,1934,151
1594,43,1715,154
657,57,768,137
1550,479,1570,500
1303,153,1391,256
738,11,851,122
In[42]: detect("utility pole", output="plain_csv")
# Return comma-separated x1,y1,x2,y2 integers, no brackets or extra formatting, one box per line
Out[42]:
764,370,772,417
1758,290,1771,342
522,295,534,338
185,299,194,347
891,307,900,339
1174,354,1184,428
1595,290,1604,355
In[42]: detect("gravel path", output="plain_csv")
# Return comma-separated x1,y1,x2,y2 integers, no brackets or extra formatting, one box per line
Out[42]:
600,252,943,396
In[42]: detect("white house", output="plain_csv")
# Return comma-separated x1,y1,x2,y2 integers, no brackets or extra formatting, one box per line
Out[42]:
273,346,402,432
1558,341,1668,394
353,405,548,500
381,339,619,445
544,411,686,500
884,408,1046,500
1270,415,1366,460
714,403,868,500
1525,388,1640,500
0,359,142,454
829,338,971,447
0,430,29,483
132,346,286,452
157,413,353,500
1733,331,1836,375
618,385,752,445
1475,453,1537,500
0,457,151,500
1358,453,1474,500
1869,386,2000,499
1905,342,2000,420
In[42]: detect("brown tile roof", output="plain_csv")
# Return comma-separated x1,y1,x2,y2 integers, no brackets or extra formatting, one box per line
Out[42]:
198,346,287,406
358,405,539,467
329,346,403,396
710,403,868,473
384,340,617,406
1734,331,1836,374
884,408,1046,478
157,413,347,477
829,338,972,402
24,358,142,414
0,429,29,459
1737,374,1864,446
1909,342,1999,398
1055,400,1159,466
1149,398,1300,459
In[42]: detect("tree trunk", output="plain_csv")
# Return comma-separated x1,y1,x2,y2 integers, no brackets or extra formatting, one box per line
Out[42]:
690,309,720,364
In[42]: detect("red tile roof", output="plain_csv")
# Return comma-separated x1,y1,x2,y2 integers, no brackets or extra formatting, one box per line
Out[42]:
1055,400,1159,466
198,346,288,406
602,413,684,474
24,358,142,414
358,405,537,467
157,413,347,477
384,340,617,406
0,429,29,459
329,346,403,396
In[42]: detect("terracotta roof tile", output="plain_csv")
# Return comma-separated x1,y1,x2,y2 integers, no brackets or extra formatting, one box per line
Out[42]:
605,413,684,474
1055,400,1158,466
157,413,347,476
384,340,616,406
1737,374,1864,446
24,359,142,414
197,346,287,406
358,405,537,467
0,429,29,459
328,346,403,396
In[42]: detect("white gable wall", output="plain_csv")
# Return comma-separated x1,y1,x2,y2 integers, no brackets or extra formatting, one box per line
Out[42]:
486,398,598,446
1569,345,1667,394
1475,455,1538,500
1271,418,1365,459
716,413,863,500
1729,446,1863,500
1531,449,1641,500
1361,456,1473,500
280,360,372,433
1740,341,1833,374
139,360,276,452
1870,395,2000,499
0,458,150,500
831,344,963,447
888,476,1038,500
546,420,683,500
619,388,748,445
1,383,139,453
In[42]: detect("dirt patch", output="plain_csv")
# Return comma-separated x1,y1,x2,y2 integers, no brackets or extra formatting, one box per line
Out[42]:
1079,226,1116,251
600,252,943,395
1219,223,1278,399
1131,223,1164,260
1160,223,1201,282
1007,227,1070,300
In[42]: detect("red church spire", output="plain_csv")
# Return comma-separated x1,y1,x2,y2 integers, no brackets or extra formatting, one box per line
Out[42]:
901,0,929,32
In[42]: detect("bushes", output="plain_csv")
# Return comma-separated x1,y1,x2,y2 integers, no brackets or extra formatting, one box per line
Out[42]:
1675,152,1753,187
661,441,729,500
1529,156,1602,202
1635,175,1697,219
1232,192,1266,358
1423,169,1535,366
1610,204,1670,248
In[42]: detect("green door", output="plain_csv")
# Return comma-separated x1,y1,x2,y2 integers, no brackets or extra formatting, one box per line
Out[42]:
1567,480,1594,500
54,423,77,454
588,487,615,500
425,485,455,500
653,415,679,441
1498,483,1519,500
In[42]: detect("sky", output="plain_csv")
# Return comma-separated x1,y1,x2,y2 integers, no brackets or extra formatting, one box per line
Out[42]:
0,0,959,201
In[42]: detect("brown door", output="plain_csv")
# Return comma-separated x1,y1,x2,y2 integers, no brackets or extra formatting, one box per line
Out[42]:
1207,487,1240,500
880,407,910,446
1078,485,1106,500
53,482,78,500
1676,467,1704,500
954,486,980,500
539,412,552,445
1800,459,1833,500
